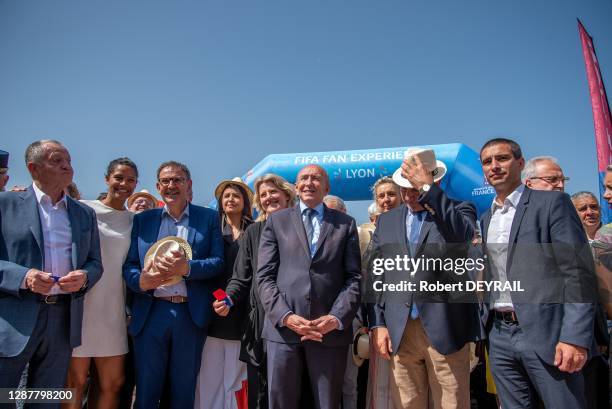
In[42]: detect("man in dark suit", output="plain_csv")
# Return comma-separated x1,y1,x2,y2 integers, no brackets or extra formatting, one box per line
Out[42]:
256,164,361,409
479,138,597,409
368,148,480,409
0,140,103,396
123,161,224,409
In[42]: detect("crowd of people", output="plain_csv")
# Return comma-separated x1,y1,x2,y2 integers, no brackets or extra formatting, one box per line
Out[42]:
0,139,610,409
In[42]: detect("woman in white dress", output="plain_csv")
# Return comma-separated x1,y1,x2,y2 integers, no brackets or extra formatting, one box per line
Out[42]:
64,158,139,409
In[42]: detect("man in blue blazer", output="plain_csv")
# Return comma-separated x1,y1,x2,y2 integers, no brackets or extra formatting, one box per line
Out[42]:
479,138,597,409
0,140,103,396
368,149,481,409
123,161,224,409
256,165,361,409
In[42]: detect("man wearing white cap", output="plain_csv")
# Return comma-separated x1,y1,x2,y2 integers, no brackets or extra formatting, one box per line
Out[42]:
368,148,480,409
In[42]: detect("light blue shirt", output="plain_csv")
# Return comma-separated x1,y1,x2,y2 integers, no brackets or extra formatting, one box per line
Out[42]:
154,204,190,297
406,207,425,319
299,201,324,257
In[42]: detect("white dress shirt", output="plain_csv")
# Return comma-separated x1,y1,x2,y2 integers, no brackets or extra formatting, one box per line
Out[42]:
487,184,524,311
32,182,73,295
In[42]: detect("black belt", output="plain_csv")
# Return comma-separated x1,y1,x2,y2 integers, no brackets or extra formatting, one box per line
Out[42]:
493,310,519,324
154,296,188,304
38,294,71,305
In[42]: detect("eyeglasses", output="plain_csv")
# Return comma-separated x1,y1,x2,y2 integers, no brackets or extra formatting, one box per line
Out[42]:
158,177,186,186
529,176,570,185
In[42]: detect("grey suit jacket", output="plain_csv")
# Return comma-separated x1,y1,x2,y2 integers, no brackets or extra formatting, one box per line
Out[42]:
256,204,361,346
0,188,103,357
480,186,598,364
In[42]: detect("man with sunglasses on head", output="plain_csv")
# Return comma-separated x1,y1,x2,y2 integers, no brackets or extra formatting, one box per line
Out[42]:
522,156,569,192
123,161,224,409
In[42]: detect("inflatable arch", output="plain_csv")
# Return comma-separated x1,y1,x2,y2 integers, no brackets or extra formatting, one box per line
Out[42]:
214,143,496,216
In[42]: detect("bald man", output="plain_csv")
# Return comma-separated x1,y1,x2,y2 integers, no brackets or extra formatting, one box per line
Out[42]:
257,165,361,409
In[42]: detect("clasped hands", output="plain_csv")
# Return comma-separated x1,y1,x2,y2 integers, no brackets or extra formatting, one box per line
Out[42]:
283,313,339,342
140,249,189,291
26,269,87,294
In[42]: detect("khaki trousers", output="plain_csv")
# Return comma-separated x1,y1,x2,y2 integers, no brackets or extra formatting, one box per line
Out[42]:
390,319,470,409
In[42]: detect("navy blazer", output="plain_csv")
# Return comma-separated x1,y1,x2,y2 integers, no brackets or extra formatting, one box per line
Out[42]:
256,204,361,347
122,203,224,335
480,186,598,365
368,184,481,355
0,188,103,357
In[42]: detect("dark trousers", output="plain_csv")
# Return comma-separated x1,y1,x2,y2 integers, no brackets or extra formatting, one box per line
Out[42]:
132,300,205,409
583,355,610,409
247,362,268,409
488,318,587,409
0,302,72,409
266,340,347,409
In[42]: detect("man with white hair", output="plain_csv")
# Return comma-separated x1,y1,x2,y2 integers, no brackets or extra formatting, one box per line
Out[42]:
522,156,568,192
323,194,347,213
0,140,103,397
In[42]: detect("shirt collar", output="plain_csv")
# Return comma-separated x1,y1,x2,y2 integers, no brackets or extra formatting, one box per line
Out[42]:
32,182,67,208
299,200,324,217
162,203,190,222
491,184,525,212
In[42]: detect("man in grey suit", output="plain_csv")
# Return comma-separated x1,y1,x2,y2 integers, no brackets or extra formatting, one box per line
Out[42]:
479,137,597,409
256,164,361,409
0,140,103,397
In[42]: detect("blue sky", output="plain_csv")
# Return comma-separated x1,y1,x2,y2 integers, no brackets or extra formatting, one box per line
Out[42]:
1,0,610,222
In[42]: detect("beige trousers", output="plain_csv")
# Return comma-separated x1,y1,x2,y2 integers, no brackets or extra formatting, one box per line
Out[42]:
390,319,470,409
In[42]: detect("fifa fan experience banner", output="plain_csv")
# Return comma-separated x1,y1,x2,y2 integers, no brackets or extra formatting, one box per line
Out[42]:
578,19,612,224
239,143,496,215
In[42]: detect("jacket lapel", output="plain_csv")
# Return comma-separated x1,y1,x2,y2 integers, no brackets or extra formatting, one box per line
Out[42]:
313,204,333,258
481,211,492,244
414,216,433,256
506,188,530,272
23,188,44,256
187,203,196,246
290,205,311,258
395,205,410,253
66,196,80,269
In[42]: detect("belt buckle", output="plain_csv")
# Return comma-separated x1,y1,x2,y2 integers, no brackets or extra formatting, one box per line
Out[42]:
44,295,58,305
170,296,181,303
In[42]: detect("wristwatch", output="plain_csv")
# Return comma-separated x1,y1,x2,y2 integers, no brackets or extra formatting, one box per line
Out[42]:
419,184,431,195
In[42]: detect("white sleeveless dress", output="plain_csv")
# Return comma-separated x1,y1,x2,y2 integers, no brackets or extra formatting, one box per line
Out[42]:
72,200,133,357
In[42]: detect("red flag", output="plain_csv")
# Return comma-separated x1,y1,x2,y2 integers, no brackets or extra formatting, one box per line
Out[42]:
578,19,612,222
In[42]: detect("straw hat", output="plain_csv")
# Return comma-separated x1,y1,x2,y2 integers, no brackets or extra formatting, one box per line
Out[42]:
127,189,159,209
144,236,192,287
352,331,370,367
392,148,447,189
214,177,254,204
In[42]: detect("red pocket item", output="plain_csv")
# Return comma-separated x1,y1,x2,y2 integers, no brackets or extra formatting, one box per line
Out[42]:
213,289,227,301
213,289,233,307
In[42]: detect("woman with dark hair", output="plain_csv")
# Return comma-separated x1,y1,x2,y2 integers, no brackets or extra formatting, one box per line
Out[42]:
213,173,296,409
64,158,138,409
195,177,254,409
